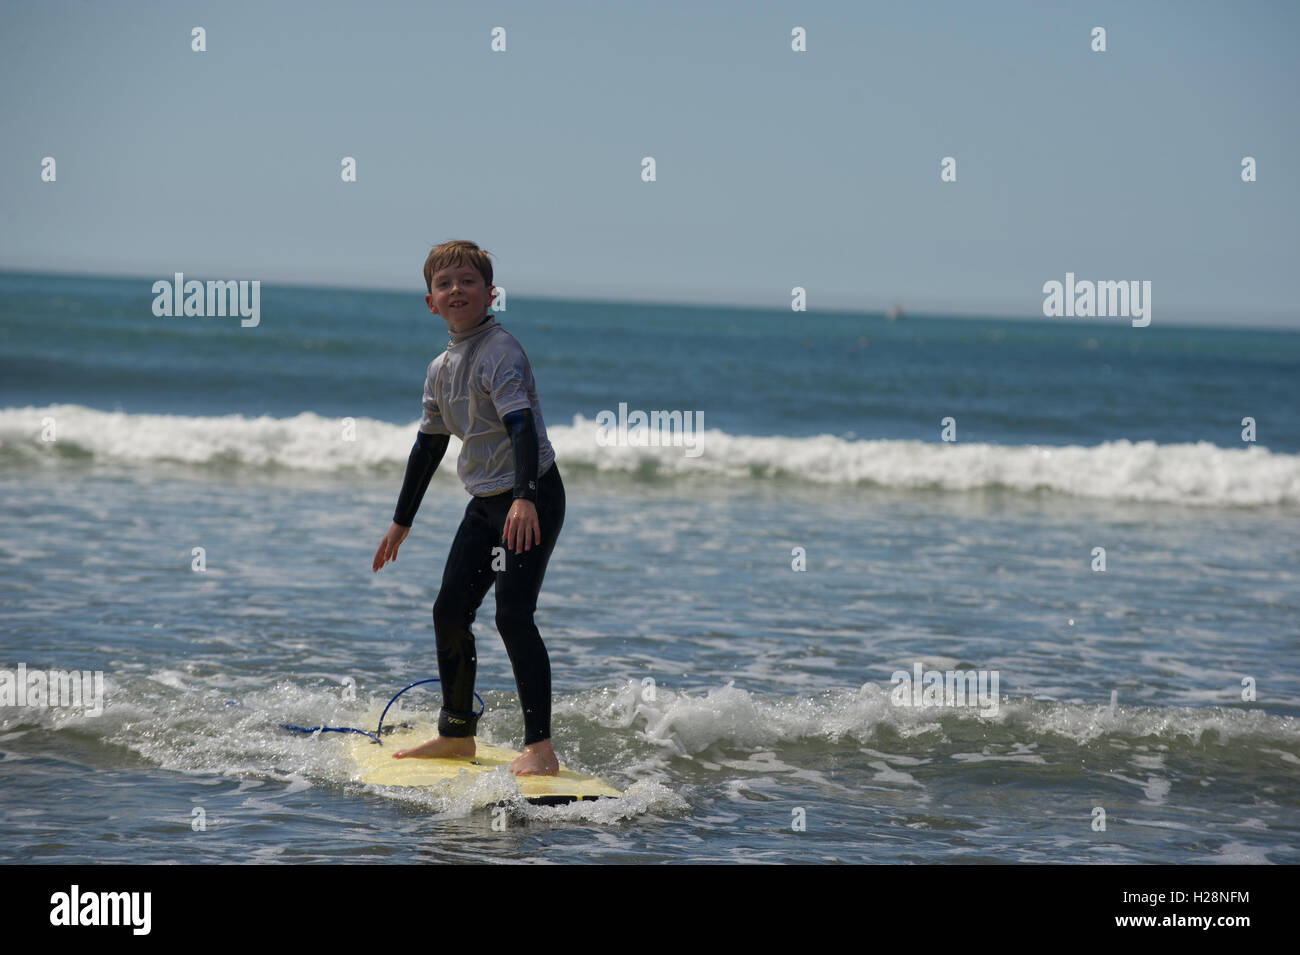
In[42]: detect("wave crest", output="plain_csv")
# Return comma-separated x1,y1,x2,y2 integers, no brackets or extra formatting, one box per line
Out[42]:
2,405,1297,506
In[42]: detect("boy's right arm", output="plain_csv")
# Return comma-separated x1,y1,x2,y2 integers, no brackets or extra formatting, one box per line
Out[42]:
375,357,453,572
394,430,450,528
374,433,449,574
373,430,450,572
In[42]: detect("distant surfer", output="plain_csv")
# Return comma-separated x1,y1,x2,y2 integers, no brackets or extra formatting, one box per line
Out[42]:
372,240,564,776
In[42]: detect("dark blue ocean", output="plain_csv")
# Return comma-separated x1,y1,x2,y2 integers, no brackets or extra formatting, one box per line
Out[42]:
2,271,1298,863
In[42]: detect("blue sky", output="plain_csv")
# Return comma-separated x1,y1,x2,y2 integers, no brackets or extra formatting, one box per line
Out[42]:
2,0,1297,327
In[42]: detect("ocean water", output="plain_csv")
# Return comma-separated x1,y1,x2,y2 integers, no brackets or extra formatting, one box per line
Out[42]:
1,272,1298,864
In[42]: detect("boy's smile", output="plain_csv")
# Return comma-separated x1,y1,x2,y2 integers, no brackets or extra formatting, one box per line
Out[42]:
427,262,496,334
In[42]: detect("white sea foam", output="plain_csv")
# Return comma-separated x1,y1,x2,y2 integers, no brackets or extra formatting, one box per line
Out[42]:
3,404,1299,506
0,404,431,471
571,680,1300,756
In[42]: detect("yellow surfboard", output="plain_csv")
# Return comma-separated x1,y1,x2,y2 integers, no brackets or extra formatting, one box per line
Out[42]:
350,725,623,806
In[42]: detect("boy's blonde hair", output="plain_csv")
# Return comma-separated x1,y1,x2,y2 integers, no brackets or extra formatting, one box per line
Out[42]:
423,240,493,294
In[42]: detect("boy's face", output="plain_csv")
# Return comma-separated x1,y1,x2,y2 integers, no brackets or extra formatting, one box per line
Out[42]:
426,261,496,334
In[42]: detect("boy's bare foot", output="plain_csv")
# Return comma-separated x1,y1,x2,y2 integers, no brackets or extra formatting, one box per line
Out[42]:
391,736,475,759
509,740,560,776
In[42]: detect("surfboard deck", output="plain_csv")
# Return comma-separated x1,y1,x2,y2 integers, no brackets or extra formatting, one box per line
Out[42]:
349,725,622,806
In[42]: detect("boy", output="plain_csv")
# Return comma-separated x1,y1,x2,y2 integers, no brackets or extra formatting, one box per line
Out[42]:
371,240,564,776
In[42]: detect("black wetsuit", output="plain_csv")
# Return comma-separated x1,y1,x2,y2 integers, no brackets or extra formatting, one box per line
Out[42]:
393,408,564,745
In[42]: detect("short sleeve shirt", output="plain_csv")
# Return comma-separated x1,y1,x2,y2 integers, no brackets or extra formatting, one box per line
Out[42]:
419,317,556,496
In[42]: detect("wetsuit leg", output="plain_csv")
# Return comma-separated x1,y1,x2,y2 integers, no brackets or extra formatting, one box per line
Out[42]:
501,462,565,745
433,464,565,743
431,497,500,736
484,463,566,745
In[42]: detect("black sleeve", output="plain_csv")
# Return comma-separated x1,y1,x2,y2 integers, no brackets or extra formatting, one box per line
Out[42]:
502,408,539,502
393,430,450,527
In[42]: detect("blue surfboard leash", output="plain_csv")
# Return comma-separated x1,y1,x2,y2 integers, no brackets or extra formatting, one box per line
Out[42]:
280,678,485,745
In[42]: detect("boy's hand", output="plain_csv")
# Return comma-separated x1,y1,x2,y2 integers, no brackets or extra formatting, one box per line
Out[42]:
503,499,540,554
373,522,411,572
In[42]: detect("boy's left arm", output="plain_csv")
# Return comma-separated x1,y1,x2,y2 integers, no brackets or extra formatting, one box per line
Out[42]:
486,352,542,553
501,408,540,553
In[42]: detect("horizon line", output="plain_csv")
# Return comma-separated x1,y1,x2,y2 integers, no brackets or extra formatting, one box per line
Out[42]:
2,266,1296,333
